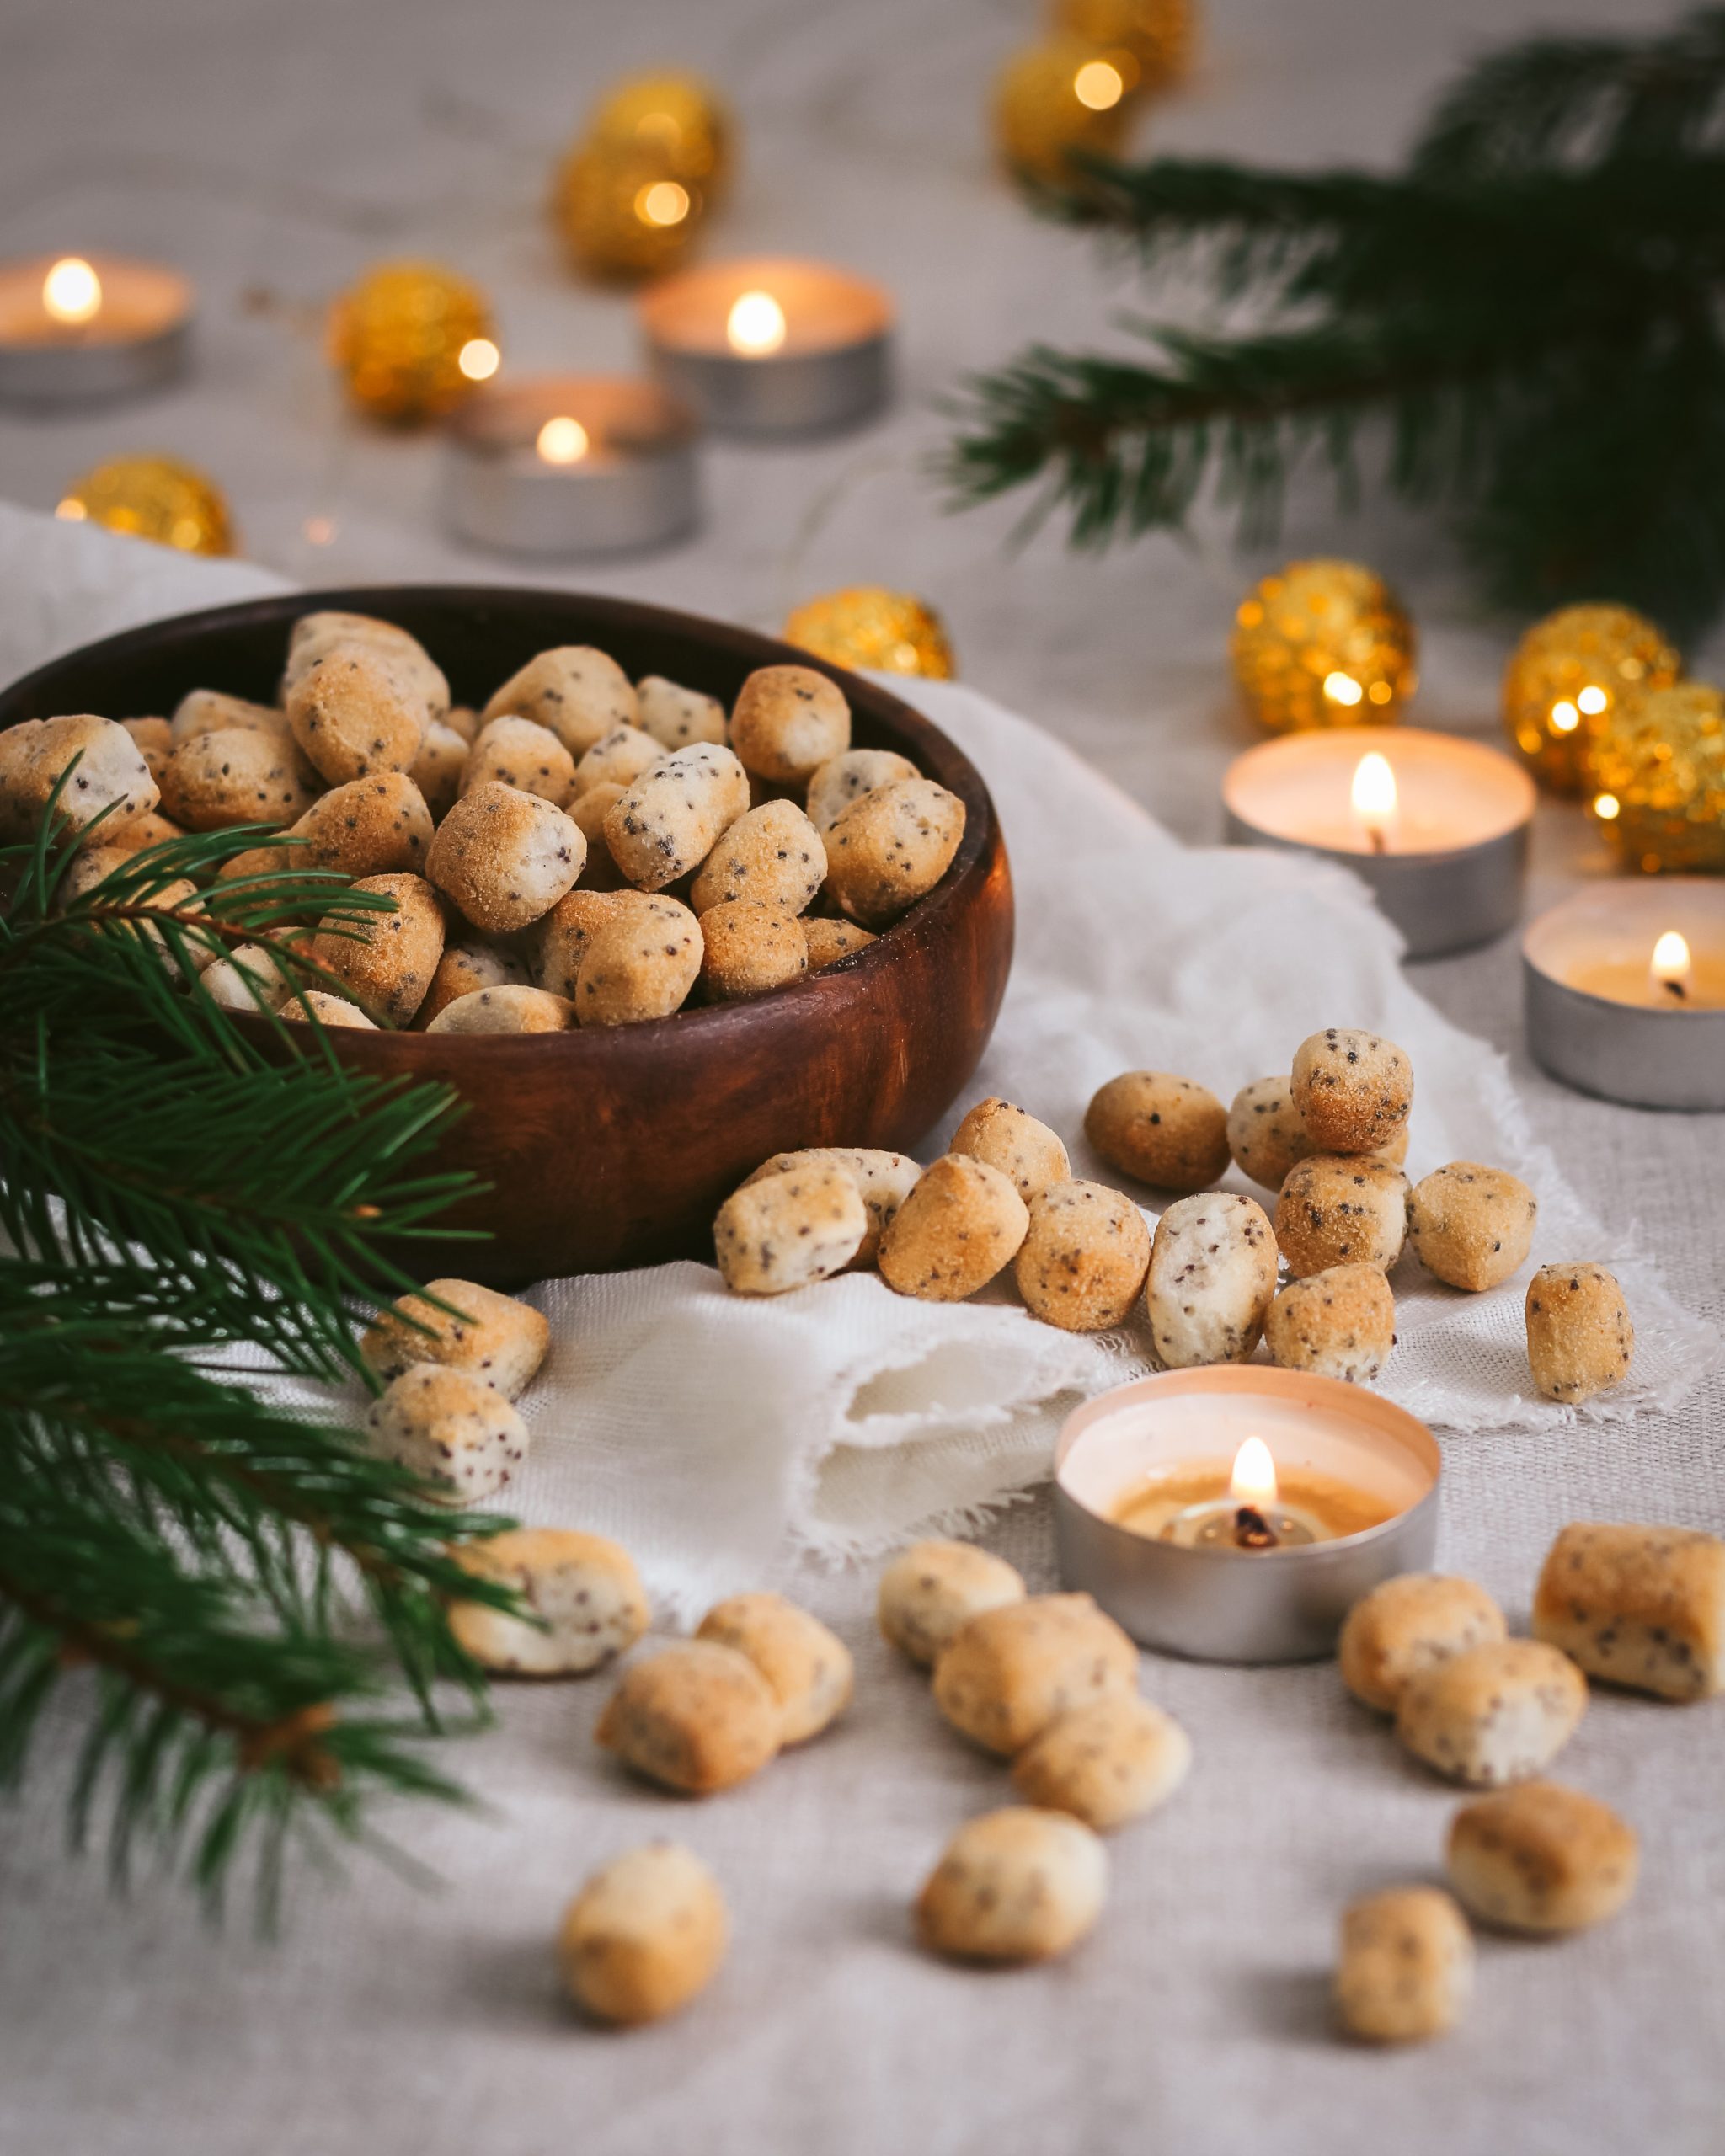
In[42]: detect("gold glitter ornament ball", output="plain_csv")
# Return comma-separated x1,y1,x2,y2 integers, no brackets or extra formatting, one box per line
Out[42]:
552,141,702,282
993,39,1139,184
1231,558,1418,734
1053,0,1194,88
328,259,494,425
783,588,957,680
56,456,232,557
587,72,732,205
1589,682,1725,875
1501,603,1680,797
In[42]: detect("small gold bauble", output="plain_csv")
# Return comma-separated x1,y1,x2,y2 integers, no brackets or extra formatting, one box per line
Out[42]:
328,259,494,426
587,72,733,204
552,141,704,282
993,39,1139,184
1230,558,1418,734
56,456,232,557
1588,682,1725,875
1501,602,1680,797
1053,0,1194,88
783,588,957,680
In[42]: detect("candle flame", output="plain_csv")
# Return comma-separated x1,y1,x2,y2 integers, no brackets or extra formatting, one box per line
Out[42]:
727,289,788,356
537,414,590,465
1073,58,1124,110
457,337,499,382
635,179,690,228
43,256,101,326
1550,698,1579,734
1322,670,1365,707
1229,1437,1279,1512
1351,750,1397,824
1653,930,1692,999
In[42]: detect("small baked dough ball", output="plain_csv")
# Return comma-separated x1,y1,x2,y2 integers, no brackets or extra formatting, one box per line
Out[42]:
310,871,445,1027
286,643,427,785
636,674,727,750
823,778,966,929
1532,1520,1725,1700
285,611,449,720
1395,1639,1587,1786
1015,1179,1151,1333
361,1277,548,1399
560,1842,727,2025
1226,1075,1316,1192
121,716,173,782
604,744,750,893
713,1164,868,1294
281,990,376,1029
448,1528,648,1676
364,1363,530,1503
878,1541,1026,1668
741,1147,920,1269
698,899,807,1002
917,1807,1106,1964
1447,1780,1637,1934
1084,1071,1231,1193
932,1593,1138,1756
576,894,703,1027
566,782,629,889
1335,1888,1473,2045
595,1640,783,1795
730,664,851,784
528,889,624,999
159,726,320,832
1292,1027,1414,1155
226,771,435,886
804,918,877,973
168,689,288,745
427,781,585,934
0,715,157,843
1525,1263,1634,1403
1265,1263,1397,1383
409,718,469,819
572,723,665,798
425,985,574,1034
697,1593,852,1744
1146,1192,1278,1368
951,1097,1070,1204
1012,1694,1191,1832
878,1155,1030,1304
417,937,528,1029
1408,1162,1538,1292
201,941,292,1014
458,715,575,804
690,799,826,916
1338,1575,1509,1715
483,646,638,756
805,747,921,835
1275,1156,1409,1277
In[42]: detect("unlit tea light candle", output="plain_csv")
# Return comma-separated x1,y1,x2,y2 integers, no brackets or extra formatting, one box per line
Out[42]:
0,253,193,406
1223,726,1535,959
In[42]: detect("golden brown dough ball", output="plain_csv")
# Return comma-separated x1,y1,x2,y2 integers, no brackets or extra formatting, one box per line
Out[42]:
729,664,851,784
1085,1071,1231,1193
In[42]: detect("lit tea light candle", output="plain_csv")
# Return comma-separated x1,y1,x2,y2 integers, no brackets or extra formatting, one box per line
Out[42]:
638,255,894,437
1223,725,1535,960
442,374,698,558
0,252,194,406
1522,878,1725,1110
1055,1369,1440,1663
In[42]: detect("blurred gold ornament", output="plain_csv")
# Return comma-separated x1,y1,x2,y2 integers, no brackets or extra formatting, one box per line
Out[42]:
783,588,957,679
1588,682,1725,874
328,259,494,425
56,456,232,557
993,39,1139,184
1053,0,1194,88
1501,602,1680,797
1230,559,1418,734
587,72,733,204
552,140,704,282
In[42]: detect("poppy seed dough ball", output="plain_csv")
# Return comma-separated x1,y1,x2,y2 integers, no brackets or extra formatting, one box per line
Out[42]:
0,713,159,842
697,899,808,1002
427,781,585,934
729,664,851,784
160,726,321,831
286,642,428,786
575,893,703,1027
1085,1071,1231,1193
458,716,576,804
604,744,750,893
690,799,826,917
310,872,446,1027
822,778,966,929
1292,1027,1414,1155
483,645,637,756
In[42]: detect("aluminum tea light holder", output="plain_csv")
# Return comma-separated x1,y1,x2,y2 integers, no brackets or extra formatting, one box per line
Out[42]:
0,253,193,407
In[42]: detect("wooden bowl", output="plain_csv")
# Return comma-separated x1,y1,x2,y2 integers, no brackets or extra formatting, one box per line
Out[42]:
0,585,1014,1284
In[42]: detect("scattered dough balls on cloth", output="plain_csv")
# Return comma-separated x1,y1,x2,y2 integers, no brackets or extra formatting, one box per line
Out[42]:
286,643,428,786
1394,1639,1587,1786
426,984,574,1035
917,1807,1107,1965
822,778,965,928
426,781,585,934
364,1363,530,1504
577,893,703,1027
932,1593,1138,1756
458,715,575,804
200,941,292,1014
120,716,173,781
1146,1193,1278,1368
362,1277,549,1399
1533,1520,1725,1700
1011,1693,1191,1832
1084,1071,1231,1193
160,726,320,831
0,715,156,844
877,1154,1028,1303
604,743,750,893
566,782,629,889
729,664,851,784
285,611,449,719
309,871,445,1027
169,689,289,746
1446,1781,1637,1934
1265,1263,1397,1383
636,674,727,750
804,918,877,973
1291,1027,1414,1155
698,899,808,1002
877,1541,1026,1668
448,1528,648,1676
1334,1888,1473,2046
1226,1075,1317,1192
281,989,375,1028
223,771,434,884
1338,1575,1509,1715
572,723,665,798
951,1097,1070,1204
1407,1162,1538,1291
1275,1156,1409,1278
1525,1263,1634,1403
690,799,826,916
409,718,469,819
595,1640,783,1796
1015,1179,1151,1333
417,937,528,1029
806,747,921,835
696,1593,852,1744
713,1164,868,1294
741,1147,919,1269
483,645,636,755
559,1843,727,2025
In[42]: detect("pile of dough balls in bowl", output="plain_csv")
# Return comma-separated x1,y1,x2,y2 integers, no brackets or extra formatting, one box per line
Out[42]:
0,585,1012,1283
